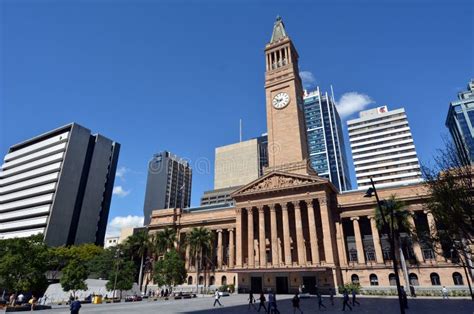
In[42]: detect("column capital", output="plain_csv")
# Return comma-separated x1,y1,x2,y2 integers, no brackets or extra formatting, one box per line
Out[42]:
294,201,301,210
304,199,313,206
269,203,278,211
350,216,360,221
367,215,375,220
423,209,432,215
227,228,234,233
236,208,243,214
258,206,265,213
318,196,327,205
217,229,223,233
247,208,254,216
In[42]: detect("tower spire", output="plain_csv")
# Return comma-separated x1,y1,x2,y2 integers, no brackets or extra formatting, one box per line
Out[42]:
270,15,288,43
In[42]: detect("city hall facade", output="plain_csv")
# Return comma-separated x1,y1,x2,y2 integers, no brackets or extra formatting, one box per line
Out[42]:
148,18,466,293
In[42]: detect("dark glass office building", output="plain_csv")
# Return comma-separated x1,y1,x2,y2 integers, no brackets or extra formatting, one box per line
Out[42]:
303,88,351,191
446,79,474,166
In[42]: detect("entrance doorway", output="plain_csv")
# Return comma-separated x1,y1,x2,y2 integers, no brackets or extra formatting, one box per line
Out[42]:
251,277,262,293
276,276,288,294
303,276,317,294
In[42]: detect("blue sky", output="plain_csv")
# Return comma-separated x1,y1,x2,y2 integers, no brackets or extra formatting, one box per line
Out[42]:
1,0,473,235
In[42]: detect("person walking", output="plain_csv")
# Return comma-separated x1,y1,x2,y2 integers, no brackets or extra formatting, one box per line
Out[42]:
29,295,37,312
442,286,449,299
213,290,223,307
248,292,257,310
400,286,409,309
329,289,334,306
291,293,303,314
257,292,267,313
268,291,280,314
70,297,81,314
342,290,352,312
351,289,360,306
317,293,326,310
409,285,416,298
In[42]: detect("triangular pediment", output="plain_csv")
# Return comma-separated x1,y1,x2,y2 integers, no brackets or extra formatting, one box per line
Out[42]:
231,171,330,198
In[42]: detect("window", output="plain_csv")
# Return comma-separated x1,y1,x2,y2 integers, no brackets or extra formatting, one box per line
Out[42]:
187,276,193,285
351,274,359,284
453,272,463,285
370,274,379,286
409,273,419,286
210,276,215,286
349,249,358,262
221,276,227,286
389,273,396,286
430,273,441,286
199,276,204,285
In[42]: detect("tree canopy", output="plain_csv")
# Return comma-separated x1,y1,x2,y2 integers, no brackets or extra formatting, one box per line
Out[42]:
153,249,186,287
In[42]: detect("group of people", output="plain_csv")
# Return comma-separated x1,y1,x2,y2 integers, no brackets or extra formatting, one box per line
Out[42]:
246,291,280,313
8,292,39,310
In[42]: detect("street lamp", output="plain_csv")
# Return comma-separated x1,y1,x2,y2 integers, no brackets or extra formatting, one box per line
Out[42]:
364,178,406,314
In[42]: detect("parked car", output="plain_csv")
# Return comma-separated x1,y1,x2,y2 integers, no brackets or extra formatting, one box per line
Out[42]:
218,291,230,297
125,295,142,302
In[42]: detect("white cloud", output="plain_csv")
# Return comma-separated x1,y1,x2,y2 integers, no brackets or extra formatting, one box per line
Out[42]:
106,215,144,237
336,92,374,119
299,71,317,89
116,166,129,181
113,186,130,197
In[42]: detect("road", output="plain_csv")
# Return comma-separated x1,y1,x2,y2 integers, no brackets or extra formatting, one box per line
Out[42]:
31,294,473,313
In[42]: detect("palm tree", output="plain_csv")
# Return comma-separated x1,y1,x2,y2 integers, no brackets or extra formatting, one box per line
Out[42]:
152,227,177,256
186,227,212,294
375,195,414,289
123,230,150,291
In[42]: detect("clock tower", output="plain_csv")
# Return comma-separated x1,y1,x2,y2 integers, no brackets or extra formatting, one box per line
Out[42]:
264,17,312,175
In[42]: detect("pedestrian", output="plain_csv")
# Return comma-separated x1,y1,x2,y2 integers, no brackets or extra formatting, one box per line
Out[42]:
70,296,81,314
9,293,16,306
409,285,416,298
248,292,257,310
342,290,352,312
29,295,37,312
291,293,303,314
257,292,267,313
442,286,449,299
351,289,360,306
17,293,24,305
400,286,408,309
213,290,223,307
317,293,326,310
329,289,334,306
268,291,280,314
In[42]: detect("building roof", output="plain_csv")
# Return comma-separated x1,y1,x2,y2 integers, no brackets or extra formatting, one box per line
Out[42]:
270,16,288,43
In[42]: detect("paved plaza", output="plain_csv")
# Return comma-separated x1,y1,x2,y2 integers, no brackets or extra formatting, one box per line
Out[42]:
31,294,473,314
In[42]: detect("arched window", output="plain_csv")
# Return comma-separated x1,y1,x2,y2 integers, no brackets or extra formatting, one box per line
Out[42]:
221,276,227,286
453,272,463,285
389,273,397,286
370,274,379,286
409,273,419,286
233,276,236,285
351,274,359,284
187,276,193,285
210,276,215,286
199,275,204,285
430,273,441,286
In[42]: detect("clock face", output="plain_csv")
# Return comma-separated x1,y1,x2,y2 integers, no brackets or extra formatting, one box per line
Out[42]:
272,92,290,109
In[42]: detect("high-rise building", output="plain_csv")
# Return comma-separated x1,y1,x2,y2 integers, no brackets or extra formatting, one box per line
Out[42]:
214,135,268,190
143,151,192,225
303,88,351,191
446,79,474,166
347,106,422,189
0,123,120,246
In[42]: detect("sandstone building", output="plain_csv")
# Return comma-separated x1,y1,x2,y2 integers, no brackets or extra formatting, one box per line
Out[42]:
148,17,467,294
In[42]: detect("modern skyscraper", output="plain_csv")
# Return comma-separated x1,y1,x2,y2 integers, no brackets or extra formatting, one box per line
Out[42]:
143,151,192,225
303,88,351,191
0,123,120,246
214,135,268,190
347,106,422,189
446,79,474,166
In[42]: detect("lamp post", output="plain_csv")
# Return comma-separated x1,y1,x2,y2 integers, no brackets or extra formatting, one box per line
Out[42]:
364,178,405,314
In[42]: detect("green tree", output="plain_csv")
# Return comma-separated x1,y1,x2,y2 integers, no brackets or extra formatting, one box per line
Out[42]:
375,195,414,289
123,230,150,291
106,259,135,299
60,260,89,297
152,227,177,255
153,249,187,287
87,246,121,279
186,227,212,293
0,235,49,294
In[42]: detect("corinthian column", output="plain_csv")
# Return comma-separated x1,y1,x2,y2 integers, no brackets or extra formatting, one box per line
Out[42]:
319,196,334,264
228,228,234,268
217,229,223,269
305,199,319,265
282,203,292,266
368,215,384,264
270,204,279,267
236,208,243,267
294,202,306,266
407,215,424,262
258,206,267,267
248,208,255,267
351,217,365,264
425,210,444,262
